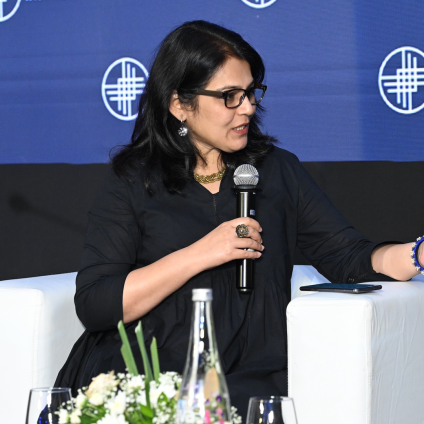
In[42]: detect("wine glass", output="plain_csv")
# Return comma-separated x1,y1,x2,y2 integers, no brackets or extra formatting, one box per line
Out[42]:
246,396,298,424
26,387,72,424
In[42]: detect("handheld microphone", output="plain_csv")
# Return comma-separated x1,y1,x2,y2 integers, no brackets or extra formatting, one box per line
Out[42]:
232,164,260,293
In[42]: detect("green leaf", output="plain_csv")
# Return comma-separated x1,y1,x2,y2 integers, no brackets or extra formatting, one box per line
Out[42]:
134,321,153,408
125,410,144,424
135,322,154,382
80,410,104,424
80,416,97,424
81,404,106,422
139,407,154,424
145,376,151,409
150,337,161,383
140,416,154,424
157,392,169,404
139,403,155,418
118,320,139,376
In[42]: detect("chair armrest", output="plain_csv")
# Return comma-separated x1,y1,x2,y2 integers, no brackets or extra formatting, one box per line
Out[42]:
291,265,331,299
0,273,84,423
287,273,424,424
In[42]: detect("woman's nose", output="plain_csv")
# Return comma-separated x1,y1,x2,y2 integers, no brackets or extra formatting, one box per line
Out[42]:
238,94,256,116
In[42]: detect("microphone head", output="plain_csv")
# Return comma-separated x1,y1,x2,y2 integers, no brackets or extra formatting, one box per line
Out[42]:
233,164,259,186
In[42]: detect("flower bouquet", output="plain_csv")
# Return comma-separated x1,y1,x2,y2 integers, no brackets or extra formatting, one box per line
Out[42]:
57,321,241,424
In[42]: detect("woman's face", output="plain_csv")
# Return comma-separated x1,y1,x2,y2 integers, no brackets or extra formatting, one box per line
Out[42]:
184,57,256,157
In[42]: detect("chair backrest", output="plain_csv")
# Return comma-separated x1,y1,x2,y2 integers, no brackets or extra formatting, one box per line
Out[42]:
0,272,84,424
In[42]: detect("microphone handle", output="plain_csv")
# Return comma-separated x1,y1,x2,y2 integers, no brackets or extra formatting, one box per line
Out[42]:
234,185,257,292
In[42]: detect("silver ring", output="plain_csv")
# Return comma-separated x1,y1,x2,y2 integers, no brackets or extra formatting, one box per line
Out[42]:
236,224,249,238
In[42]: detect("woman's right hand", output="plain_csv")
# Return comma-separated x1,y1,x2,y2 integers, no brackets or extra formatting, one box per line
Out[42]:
123,217,263,322
187,217,264,271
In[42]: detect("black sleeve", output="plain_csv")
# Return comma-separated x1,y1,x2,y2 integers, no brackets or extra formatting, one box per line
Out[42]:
293,156,384,283
75,169,140,332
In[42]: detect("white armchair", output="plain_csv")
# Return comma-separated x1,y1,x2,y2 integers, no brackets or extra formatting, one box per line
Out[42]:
1,266,424,424
0,273,84,424
288,265,424,424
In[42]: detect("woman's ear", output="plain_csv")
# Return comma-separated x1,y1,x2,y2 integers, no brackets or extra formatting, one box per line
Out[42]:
169,91,185,120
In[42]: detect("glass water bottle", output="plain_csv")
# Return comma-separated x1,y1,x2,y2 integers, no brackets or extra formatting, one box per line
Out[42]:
177,288,232,424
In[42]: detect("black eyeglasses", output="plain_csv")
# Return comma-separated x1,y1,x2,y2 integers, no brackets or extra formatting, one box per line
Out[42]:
182,83,267,109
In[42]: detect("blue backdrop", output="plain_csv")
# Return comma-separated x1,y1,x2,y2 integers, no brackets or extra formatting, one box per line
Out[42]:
1,0,424,164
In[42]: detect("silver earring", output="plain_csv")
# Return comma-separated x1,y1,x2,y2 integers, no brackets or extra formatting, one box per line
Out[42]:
178,115,188,137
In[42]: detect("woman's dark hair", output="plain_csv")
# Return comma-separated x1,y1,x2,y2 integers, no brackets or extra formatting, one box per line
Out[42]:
111,20,276,193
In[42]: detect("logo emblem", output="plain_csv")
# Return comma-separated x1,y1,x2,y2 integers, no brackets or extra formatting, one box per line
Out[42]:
0,0,21,22
240,0,277,9
378,46,424,114
102,57,148,121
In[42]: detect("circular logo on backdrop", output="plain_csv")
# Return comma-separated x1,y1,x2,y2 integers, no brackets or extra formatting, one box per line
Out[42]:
0,0,21,22
102,57,149,121
240,0,277,9
378,46,424,114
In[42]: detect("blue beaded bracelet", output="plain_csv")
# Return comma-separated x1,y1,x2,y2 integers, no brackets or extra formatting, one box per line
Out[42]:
411,236,424,275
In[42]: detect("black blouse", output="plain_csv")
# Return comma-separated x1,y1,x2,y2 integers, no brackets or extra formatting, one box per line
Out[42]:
56,147,379,419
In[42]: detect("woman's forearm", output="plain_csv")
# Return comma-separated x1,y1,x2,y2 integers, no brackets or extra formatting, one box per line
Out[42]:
371,242,423,281
122,217,264,323
122,244,205,323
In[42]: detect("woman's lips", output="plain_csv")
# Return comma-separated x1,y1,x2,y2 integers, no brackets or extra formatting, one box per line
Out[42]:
232,123,249,135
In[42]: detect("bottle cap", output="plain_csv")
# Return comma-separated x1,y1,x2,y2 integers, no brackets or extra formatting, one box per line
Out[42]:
192,288,213,302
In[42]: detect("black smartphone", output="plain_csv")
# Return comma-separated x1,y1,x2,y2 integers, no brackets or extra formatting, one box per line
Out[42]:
299,283,382,294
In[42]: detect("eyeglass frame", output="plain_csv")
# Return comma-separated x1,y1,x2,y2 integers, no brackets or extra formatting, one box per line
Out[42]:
180,83,267,109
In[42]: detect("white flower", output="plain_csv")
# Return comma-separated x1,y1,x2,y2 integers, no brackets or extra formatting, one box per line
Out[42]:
75,392,87,409
86,372,118,401
148,373,179,407
57,409,69,424
70,410,81,424
64,370,186,424
106,390,127,416
160,382,177,400
231,406,242,424
136,391,146,406
98,413,127,424
127,374,144,390
148,381,159,406
89,392,104,406
154,411,171,424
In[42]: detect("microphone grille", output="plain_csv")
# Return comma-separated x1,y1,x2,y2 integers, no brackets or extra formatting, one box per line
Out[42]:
233,164,259,186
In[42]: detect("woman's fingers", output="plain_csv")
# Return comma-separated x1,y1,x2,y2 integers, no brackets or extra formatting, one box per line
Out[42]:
235,226,262,244
232,219,262,242
238,248,263,259
234,235,264,251
229,218,264,259
192,218,264,269
233,217,262,232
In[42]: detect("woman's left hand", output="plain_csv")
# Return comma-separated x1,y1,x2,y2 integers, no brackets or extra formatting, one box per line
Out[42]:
372,240,424,280
418,240,424,269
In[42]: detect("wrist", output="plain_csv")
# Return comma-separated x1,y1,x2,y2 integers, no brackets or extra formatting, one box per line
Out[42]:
418,243,424,267
183,243,212,274
411,236,424,275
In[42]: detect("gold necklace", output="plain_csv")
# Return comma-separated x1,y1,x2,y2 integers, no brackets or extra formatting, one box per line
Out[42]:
194,165,226,184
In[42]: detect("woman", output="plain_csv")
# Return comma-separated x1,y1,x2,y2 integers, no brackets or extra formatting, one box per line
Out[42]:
56,20,423,419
